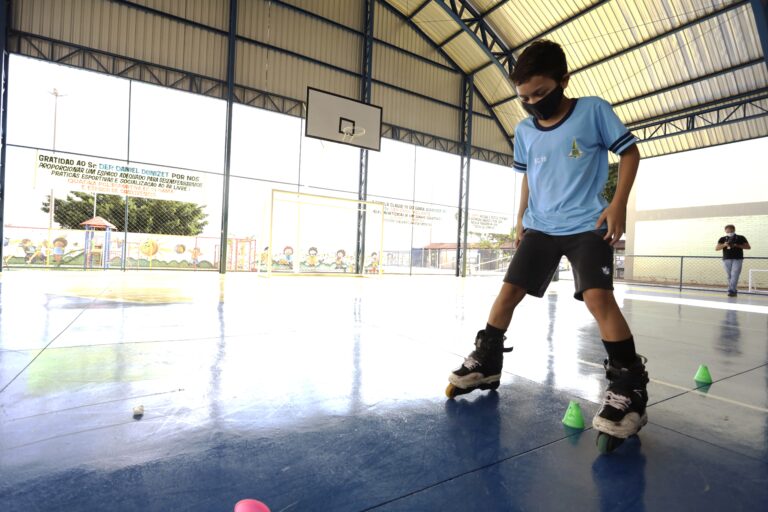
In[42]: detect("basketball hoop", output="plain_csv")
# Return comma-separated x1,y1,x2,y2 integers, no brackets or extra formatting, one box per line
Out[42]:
341,126,366,143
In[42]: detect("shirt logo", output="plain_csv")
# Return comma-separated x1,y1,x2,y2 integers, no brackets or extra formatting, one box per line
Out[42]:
568,138,583,159
601,266,611,276
534,156,548,167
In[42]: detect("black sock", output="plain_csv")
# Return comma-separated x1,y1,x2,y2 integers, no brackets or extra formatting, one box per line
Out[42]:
486,323,507,339
603,337,636,367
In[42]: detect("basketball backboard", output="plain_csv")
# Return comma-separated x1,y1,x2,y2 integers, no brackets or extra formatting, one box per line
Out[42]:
305,87,382,151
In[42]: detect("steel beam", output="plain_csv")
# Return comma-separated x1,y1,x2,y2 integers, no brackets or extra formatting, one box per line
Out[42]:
443,0,516,71
613,58,765,108
456,75,473,278
409,0,432,19
379,0,515,153
0,0,7,272
9,31,512,165
631,91,768,142
750,0,768,71
571,0,749,77
494,0,750,108
510,0,610,52
481,0,510,20
356,0,375,275
218,0,238,274
381,124,512,165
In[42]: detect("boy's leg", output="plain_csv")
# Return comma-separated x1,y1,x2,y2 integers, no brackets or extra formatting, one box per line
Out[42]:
448,230,561,392
582,288,631,342
583,288,649,438
565,231,648,437
487,282,528,331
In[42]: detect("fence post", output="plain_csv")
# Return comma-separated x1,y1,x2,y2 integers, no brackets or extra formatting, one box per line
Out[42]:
679,256,684,291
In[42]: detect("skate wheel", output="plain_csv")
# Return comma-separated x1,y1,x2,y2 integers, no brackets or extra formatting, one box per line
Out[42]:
445,383,475,399
596,433,625,454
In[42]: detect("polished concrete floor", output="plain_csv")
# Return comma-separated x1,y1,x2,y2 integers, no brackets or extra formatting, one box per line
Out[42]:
1,271,767,511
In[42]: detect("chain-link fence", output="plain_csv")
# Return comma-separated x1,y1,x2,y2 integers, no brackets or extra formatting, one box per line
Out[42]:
6,199,768,292
620,255,768,293
371,249,768,294
2,193,218,271
380,248,514,275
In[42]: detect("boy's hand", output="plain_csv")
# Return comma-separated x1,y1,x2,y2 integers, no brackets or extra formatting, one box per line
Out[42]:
514,219,525,248
595,203,626,246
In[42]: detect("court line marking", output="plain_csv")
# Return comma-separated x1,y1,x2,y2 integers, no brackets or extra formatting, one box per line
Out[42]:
577,359,768,414
619,292,768,315
620,284,768,301
5,388,186,421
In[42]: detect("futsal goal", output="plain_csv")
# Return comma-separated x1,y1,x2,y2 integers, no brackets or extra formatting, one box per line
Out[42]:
266,189,384,275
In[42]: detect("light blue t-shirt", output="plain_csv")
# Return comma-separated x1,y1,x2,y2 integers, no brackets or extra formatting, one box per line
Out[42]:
512,96,638,235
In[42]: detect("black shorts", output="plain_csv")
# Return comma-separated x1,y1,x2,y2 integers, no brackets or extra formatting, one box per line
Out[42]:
503,228,614,301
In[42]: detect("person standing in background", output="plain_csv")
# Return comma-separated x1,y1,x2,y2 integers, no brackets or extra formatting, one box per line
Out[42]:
716,224,751,297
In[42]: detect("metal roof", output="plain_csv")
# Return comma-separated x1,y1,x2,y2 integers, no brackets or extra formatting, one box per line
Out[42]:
7,0,768,163
385,0,768,159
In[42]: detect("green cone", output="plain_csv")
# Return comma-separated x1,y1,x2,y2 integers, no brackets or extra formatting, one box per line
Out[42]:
562,400,585,429
694,364,713,385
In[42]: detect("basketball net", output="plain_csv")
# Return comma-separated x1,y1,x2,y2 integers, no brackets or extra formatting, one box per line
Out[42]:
341,126,366,143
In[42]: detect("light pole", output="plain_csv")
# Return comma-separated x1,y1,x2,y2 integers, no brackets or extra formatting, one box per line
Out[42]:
47,88,67,266
50,88,64,149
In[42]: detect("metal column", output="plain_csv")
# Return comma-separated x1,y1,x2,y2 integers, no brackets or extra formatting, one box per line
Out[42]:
0,0,9,272
218,0,238,274
456,75,473,277
751,0,768,70
356,0,374,274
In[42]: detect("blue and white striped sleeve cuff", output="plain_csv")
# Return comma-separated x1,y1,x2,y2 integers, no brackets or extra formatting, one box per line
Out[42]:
513,160,527,172
609,131,639,155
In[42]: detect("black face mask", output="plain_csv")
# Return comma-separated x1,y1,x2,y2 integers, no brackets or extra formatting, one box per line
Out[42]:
522,85,564,120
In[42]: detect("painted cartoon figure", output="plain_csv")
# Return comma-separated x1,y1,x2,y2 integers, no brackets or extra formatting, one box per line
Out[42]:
334,249,347,271
21,239,36,263
3,237,10,269
278,246,293,266
367,252,379,274
305,246,320,267
53,237,68,263
140,239,159,257
190,247,202,266
261,246,270,268
36,240,51,264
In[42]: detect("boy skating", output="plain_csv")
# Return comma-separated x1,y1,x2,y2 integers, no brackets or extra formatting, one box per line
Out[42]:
446,41,646,452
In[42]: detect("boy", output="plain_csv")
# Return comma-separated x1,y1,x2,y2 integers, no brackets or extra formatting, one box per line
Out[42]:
447,41,647,443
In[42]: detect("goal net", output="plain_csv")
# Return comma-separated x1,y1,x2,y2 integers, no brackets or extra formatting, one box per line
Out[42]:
267,189,384,275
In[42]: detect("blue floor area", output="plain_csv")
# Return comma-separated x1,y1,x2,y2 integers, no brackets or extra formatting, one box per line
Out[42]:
1,271,767,511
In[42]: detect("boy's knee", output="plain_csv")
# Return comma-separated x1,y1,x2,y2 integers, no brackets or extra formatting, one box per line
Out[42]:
582,289,616,316
498,283,526,306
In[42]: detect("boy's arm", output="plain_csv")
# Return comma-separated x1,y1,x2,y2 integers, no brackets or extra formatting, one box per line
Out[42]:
515,174,529,248
595,144,640,246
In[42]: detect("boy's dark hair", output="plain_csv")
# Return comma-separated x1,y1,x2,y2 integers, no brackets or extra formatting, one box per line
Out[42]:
510,40,568,85
725,224,735,231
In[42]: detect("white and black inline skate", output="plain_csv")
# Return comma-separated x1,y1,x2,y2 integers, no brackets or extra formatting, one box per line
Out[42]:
446,330,513,399
592,356,649,454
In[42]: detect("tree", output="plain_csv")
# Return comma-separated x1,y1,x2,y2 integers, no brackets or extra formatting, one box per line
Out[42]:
470,228,516,249
42,192,209,235
603,162,619,203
